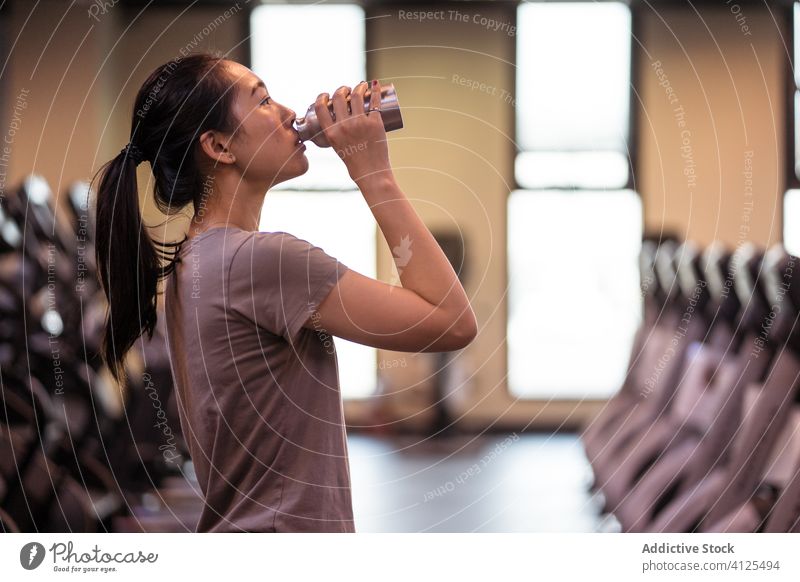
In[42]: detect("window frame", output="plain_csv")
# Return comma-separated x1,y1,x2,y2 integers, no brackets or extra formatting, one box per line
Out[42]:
785,2,799,191
507,0,643,401
510,0,639,193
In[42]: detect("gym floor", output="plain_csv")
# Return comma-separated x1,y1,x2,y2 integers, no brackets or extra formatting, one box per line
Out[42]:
349,433,603,532
128,433,605,533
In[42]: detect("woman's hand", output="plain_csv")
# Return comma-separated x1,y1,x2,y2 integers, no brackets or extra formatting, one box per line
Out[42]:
314,80,392,184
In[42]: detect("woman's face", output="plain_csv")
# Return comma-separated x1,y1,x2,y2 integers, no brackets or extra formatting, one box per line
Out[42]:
223,60,308,186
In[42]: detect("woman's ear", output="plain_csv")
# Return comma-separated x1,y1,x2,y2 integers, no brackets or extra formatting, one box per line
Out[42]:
198,130,236,165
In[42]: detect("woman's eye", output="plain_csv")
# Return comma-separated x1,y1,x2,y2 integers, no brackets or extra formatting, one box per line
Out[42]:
260,96,272,106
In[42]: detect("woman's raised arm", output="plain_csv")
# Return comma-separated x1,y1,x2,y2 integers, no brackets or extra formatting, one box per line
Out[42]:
303,81,477,352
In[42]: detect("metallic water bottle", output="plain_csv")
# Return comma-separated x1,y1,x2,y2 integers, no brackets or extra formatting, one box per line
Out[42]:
294,83,403,148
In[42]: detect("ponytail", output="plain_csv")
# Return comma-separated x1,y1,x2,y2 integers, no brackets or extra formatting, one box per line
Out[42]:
93,147,163,387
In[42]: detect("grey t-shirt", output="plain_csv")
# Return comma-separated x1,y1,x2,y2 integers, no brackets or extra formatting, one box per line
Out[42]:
163,226,355,532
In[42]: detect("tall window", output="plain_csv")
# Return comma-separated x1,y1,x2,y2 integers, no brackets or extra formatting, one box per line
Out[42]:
251,4,377,398
784,3,800,255
509,2,642,399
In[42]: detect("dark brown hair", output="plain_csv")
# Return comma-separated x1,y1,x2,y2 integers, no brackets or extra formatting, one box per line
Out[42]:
92,52,238,386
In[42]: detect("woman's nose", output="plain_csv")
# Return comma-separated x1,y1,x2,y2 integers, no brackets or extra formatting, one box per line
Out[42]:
284,107,297,127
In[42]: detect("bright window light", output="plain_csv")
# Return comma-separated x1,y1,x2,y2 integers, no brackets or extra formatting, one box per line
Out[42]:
251,4,365,191
785,190,800,256
795,3,800,88
796,91,800,181
516,2,631,153
507,190,642,399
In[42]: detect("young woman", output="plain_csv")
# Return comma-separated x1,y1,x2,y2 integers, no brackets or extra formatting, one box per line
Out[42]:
93,53,477,533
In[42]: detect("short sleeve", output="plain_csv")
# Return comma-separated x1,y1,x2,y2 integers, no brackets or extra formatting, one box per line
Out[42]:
228,231,349,342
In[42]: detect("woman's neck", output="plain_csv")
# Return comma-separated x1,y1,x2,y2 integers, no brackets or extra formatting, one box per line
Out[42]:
188,171,267,237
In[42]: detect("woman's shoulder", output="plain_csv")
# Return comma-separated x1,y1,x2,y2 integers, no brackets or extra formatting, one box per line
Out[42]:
249,229,314,245
225,229,341,276
233,230,328,257
180,227,339,272
181,227,308,255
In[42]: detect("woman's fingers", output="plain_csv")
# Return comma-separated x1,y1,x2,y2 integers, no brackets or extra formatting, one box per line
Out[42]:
350,81,368,116
315,81,380,149
331,85,351,123
314,92,333,133
369,79,381,118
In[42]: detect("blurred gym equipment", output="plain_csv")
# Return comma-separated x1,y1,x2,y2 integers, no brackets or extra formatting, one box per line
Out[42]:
583,237,800,532
0,174,192,532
